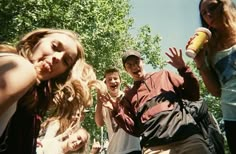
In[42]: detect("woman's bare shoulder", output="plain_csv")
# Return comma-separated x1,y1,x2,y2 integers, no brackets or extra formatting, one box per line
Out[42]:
0,54,37,91
0,54,36,76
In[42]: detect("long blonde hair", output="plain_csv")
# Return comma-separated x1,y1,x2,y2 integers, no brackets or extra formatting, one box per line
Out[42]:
40,58,107,136
14,28,86,115
0,44,17,53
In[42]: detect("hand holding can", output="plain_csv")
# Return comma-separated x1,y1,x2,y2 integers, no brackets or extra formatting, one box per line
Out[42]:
186,27,211,58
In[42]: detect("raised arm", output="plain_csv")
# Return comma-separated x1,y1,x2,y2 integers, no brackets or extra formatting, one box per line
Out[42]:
0,55,37,117
94,93,105,127
107,96,140,136
166,47,200,100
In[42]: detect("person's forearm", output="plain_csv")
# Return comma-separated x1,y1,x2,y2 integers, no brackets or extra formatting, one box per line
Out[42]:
111,105,140,137
178,66,200,100
94,102,105,127
198,66,221,97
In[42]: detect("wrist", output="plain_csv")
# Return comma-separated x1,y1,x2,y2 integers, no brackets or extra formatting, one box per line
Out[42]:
177,65,188,72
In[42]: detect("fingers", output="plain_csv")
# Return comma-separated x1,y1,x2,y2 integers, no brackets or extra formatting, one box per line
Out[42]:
168,47,181,57
179,49,182,57
165,52,172,59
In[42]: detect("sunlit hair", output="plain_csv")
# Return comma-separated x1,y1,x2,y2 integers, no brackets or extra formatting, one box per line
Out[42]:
50,61,107,118
16,28,84,61
39,60,107,139
0,44,17,53
15,28,86,116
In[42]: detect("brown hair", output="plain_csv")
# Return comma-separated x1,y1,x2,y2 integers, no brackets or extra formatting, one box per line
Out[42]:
16,28,85,116
104,68,121,80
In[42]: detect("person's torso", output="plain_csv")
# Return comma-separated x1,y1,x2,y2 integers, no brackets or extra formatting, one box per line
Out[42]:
107,128,141,154
125,71,180,113
213,44,236,121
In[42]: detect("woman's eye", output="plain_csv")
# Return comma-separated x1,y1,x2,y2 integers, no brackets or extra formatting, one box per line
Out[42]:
201,10,206,16
63,57,70,66
51,42,61,52
208,4,218,12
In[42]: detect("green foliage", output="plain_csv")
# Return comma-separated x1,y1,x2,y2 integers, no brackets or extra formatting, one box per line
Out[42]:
1,0,224,151
0,0,163,146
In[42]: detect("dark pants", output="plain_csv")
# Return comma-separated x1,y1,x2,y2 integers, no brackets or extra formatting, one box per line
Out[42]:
224,120,236,154
127,151,142,154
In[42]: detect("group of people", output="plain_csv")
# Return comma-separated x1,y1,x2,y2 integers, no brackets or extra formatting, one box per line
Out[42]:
0,0,236,153
0,28,106,154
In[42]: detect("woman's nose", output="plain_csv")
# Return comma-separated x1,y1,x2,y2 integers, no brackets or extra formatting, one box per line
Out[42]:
52,56,60,64
51,52,63,64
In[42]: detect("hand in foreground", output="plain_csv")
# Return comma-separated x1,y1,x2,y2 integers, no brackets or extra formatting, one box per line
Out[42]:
98,93,122,110
97,92,114,110
36,139,43,147
90,139,101,154
165,47,186,69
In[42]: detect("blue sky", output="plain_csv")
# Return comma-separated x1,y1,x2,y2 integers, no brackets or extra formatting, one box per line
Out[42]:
129,0,236,71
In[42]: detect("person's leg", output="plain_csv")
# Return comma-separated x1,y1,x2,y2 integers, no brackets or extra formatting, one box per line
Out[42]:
224,120,236,154
173,134,211,154
142,134,210,154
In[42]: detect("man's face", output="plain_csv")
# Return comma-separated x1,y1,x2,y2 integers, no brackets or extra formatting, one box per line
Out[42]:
105,72,121,96
124,56,145,81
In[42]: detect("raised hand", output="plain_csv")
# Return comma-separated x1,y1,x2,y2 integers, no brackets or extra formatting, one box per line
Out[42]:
90,139,101,154
165,47,186,69
97,92,114,110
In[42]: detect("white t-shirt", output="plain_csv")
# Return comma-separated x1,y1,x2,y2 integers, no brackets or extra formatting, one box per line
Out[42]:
44,120,60,138
37,138,64,154
103,92,141,154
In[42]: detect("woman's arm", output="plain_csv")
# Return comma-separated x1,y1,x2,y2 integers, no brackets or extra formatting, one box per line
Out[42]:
194,50,221,97
197,66,221,97
0,55,37,117
166,47,200,100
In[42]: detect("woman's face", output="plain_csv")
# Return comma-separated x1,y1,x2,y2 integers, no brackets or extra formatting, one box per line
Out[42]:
31,33,78,81
200,0,223,29
67,129,88,152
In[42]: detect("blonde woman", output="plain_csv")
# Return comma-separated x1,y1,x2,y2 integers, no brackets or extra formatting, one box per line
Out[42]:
37,126,90,154
0,28,106,153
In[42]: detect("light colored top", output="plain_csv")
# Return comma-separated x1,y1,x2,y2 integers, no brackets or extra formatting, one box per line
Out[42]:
0,52,36,136
0,53,18,136
36,138,64,154
212,44,236,121
103,92,141,154
43,120,60,139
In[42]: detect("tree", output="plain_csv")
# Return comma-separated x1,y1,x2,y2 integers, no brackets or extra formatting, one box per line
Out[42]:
0,0,163,145
0,0,223,151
